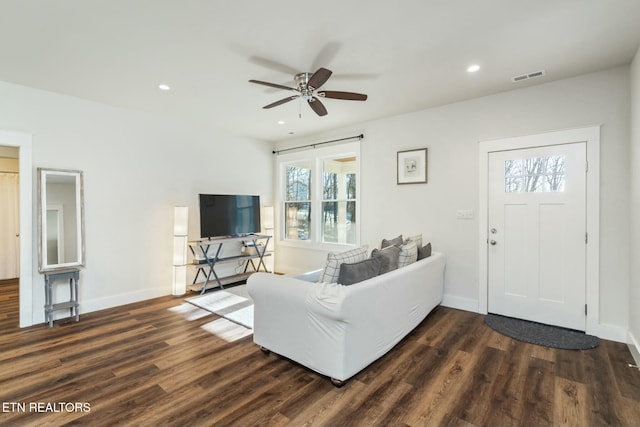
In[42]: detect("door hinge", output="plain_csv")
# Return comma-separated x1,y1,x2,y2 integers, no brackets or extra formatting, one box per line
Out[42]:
585,304,588,315
585,232,588,244
585,161,589,172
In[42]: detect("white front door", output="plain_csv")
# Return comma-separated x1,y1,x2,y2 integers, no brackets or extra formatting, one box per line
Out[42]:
488,142,587,331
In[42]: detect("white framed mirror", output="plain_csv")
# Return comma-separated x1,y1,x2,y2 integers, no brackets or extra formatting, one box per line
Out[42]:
38,168,85,272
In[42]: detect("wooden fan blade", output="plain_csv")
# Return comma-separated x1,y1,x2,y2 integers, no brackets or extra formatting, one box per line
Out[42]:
307,67,332,90
263,96,299,109
308,97,328,116
249,80,297,92
319,91,368,101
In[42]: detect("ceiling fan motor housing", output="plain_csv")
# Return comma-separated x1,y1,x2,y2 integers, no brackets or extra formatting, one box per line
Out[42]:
294,72,311,89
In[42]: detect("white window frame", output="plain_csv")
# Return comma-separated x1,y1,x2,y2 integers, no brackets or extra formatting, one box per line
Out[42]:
277,141,361,251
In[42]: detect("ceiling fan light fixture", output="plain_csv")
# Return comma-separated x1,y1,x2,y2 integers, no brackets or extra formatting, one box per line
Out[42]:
249,66,367,117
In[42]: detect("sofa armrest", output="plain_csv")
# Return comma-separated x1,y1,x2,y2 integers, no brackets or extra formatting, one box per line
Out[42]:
247,273,314,353
294,269,323,282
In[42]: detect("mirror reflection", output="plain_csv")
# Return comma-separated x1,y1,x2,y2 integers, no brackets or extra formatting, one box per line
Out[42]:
38,168,85,272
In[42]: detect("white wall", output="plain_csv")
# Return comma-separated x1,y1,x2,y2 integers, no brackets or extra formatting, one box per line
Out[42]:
629,48,640,360
0,80,273,326
276,67,631,339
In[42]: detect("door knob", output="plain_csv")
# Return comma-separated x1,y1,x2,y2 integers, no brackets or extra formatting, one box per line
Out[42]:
490,240,497,245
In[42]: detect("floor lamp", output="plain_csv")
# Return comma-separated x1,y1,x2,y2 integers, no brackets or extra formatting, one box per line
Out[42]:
172,206,188,296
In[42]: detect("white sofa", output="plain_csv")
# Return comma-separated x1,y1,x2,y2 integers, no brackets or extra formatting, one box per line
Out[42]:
246,251,446,384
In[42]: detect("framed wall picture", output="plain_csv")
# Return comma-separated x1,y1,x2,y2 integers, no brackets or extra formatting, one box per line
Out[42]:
397,148,428,184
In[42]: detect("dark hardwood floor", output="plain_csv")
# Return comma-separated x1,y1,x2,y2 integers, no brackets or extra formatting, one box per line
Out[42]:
1,278,640,426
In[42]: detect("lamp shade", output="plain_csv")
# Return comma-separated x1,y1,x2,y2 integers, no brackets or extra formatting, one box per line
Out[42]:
262,206,274,230
173,235,188,266
174,206,188,236
172,265,187,296
172,206,189,296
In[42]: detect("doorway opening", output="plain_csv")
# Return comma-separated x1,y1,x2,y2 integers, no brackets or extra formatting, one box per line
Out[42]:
0,130,33,328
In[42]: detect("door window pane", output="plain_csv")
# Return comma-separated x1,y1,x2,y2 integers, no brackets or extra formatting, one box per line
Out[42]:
505,155,566,193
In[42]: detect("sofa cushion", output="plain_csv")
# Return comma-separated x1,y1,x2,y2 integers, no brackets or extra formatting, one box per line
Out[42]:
381,235,403,248
319,245,369,283
398,240,418,267
338,256,383,286
371,245,401,274
418,242,432,260
405,234,423,248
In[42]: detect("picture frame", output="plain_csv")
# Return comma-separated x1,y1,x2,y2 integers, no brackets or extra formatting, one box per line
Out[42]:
397,148,428,184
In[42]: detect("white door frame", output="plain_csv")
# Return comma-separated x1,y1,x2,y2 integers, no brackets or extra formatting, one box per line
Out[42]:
478,126,600,336
0,130,33,327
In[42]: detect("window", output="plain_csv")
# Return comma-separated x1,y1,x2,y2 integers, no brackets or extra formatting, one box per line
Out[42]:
279,142,360,247
321,157,357,244
505,155,566,193
284,162,311,240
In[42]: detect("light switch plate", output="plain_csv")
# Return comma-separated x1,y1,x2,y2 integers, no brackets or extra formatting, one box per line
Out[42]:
456,209,474,220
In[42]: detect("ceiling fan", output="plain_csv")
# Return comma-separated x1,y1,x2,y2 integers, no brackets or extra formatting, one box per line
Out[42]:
249,67,367,117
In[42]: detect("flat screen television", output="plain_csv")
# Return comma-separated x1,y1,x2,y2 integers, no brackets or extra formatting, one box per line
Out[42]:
199,194,261,238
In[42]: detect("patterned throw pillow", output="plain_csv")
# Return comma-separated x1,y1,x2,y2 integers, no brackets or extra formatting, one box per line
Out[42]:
405,234,423,248
398,240,418,268
319,246,369,283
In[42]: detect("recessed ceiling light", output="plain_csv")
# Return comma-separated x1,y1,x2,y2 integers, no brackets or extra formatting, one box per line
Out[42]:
158,84,171,91
467,64,480,73
277,120,285,125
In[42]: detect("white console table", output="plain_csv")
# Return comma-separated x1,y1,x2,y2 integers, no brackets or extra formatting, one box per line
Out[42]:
188,234,271,294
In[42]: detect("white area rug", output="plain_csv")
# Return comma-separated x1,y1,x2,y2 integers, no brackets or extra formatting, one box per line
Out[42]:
186,289,254,329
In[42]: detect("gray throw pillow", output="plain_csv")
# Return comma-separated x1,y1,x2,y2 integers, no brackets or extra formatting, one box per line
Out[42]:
381,235,403,248
371,245,401,274
338,256,383,286
418,242,432,260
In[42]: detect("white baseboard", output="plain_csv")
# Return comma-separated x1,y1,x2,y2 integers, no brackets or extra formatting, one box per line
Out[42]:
440,294,629,344
628,331,640,368
33,286,170,325
441,294,479,313
587,322,627,343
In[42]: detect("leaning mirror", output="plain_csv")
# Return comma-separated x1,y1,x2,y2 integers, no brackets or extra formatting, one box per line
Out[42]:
38,168,85,272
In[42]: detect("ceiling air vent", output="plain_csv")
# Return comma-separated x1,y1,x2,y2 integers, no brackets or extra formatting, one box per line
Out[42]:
511,69,546,83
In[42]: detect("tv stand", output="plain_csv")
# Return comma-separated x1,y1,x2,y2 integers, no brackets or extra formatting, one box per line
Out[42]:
187,234,271,294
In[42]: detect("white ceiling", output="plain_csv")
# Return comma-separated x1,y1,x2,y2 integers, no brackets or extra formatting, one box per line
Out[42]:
1,0,640,142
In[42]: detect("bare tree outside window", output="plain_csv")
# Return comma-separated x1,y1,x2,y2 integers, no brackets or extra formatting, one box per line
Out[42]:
284,164,311,240
505,155,566,193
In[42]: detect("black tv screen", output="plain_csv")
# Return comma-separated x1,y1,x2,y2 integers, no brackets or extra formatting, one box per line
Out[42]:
199,194,261,238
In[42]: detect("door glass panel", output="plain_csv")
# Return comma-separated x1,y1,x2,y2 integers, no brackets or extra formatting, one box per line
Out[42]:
504,155,566,193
